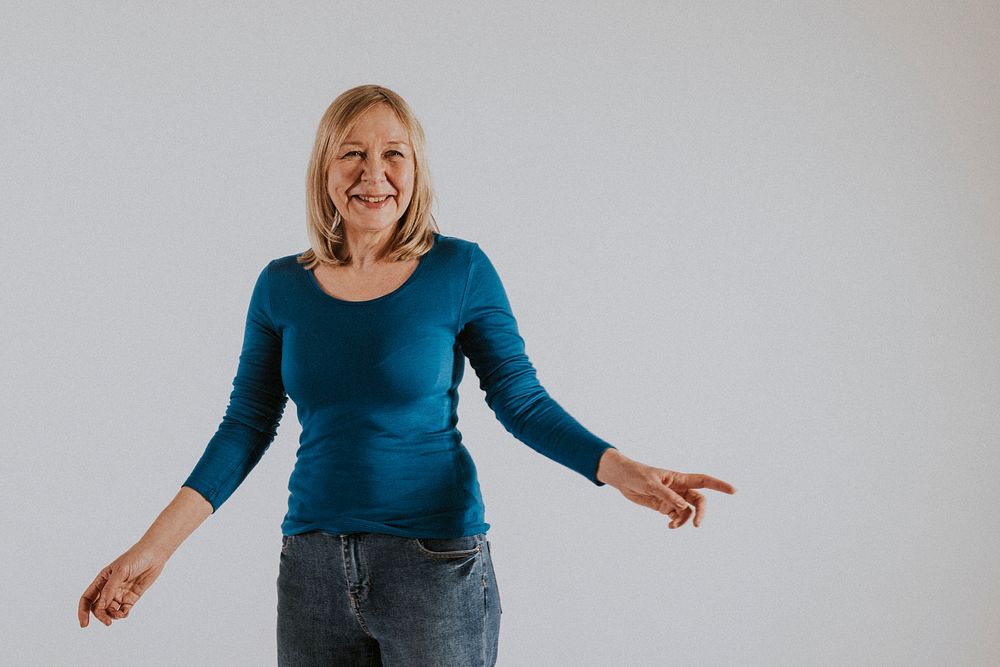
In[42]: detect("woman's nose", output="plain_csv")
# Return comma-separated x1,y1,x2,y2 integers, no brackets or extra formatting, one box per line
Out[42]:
361,155,386,178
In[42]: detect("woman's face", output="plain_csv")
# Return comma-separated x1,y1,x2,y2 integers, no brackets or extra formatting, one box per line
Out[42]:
327,103,415,237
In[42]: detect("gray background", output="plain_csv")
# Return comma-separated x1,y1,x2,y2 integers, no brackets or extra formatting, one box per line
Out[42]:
2,2,998,665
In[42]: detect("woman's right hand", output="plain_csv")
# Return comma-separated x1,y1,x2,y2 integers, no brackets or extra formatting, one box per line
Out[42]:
78,544,168,627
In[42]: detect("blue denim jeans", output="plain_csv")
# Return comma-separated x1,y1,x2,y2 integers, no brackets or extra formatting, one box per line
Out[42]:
276,530,502,666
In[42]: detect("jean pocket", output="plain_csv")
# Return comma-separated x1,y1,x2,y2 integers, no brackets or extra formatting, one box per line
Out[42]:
486,540,501,614
412,534,482,558
280,534,296,556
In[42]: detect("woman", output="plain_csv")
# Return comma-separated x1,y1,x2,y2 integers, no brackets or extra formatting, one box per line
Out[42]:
78,84,736,665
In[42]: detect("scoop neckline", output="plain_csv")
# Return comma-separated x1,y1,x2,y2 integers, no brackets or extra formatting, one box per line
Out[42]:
304,233,438,306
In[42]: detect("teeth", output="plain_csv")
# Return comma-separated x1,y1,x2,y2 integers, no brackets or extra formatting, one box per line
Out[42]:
358,195,388,202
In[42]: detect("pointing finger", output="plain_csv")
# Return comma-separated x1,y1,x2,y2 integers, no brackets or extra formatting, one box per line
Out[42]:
689,474,736,494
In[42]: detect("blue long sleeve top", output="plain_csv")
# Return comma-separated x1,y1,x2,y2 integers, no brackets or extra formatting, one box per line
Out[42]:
181,232,617,538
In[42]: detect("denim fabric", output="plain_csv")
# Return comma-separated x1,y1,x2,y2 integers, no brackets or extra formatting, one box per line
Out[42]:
277,531,501,666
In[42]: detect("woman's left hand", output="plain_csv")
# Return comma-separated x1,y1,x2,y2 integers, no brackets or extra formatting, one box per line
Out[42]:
596,449,736,528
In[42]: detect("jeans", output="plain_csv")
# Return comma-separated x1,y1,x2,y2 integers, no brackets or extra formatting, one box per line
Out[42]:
276,530,502,666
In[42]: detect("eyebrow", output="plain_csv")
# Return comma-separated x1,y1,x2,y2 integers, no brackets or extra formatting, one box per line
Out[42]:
341,141,410,147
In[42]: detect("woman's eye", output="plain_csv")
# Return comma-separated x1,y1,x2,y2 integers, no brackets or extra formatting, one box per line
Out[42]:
342,150,404,158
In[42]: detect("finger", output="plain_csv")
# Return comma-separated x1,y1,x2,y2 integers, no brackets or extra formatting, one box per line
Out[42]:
687,491,705,527
108,579,145,620
688,473,736,494
78,595,96,627
81,572,111,627
78,597,91,628
109,604,128,619
117,586,144,617
667,506,689,529
78,578,103,628
92,598,112,627
672,502,692,528
95,568,125,626
660,485,689,513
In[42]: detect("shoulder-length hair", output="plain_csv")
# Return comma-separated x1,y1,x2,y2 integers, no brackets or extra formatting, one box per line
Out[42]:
297,84,439,269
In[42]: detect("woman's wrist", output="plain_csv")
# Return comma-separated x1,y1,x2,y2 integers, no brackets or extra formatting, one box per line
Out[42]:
135,486,213,561
596,447,632,487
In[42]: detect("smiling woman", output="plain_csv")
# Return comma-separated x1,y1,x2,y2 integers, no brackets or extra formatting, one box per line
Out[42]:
77,83,735,666
325,103,415,240
300,84,438,269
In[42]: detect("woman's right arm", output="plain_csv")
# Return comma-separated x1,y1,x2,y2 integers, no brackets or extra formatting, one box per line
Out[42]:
137,485,214,560
78,486,213,628
80,261,286,628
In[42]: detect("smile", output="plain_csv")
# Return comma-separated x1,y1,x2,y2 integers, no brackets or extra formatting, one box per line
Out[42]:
353,195,393,208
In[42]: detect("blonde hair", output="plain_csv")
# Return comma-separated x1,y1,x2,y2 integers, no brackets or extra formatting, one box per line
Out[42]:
297,84,439,269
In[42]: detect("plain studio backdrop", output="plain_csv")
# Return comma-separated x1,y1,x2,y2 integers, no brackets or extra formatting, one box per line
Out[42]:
2,2,997,665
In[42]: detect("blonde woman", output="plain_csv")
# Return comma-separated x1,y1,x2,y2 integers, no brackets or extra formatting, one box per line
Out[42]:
78,84,736,666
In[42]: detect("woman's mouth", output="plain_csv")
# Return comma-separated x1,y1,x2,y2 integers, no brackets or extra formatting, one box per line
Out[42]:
353,194,393,209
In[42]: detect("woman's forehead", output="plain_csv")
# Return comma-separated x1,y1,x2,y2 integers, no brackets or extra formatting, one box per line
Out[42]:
343,106,407,139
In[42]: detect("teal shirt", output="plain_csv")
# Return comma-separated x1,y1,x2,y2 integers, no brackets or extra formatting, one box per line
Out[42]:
182,232,616,538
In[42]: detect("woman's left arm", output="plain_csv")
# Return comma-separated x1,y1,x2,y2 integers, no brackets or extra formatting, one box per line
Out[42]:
457,241,736,527
596,448,736,529
456,242,618,486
